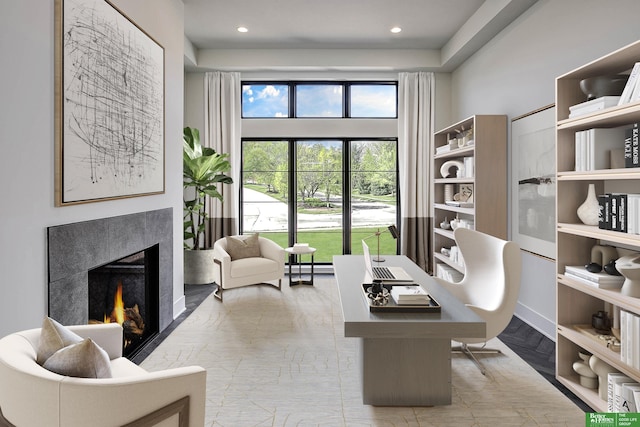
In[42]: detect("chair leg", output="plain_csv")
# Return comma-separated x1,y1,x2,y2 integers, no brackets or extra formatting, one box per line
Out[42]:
213,258,224,302
452,343,502,376
213,283,223,302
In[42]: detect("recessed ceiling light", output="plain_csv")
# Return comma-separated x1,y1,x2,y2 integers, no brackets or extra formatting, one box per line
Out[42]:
390,27,402,34
237,26,249,33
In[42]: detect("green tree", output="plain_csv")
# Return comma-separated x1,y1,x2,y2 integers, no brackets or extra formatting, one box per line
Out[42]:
243,141,288,193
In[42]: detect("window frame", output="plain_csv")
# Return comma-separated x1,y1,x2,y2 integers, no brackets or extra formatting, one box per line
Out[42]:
241,81,398,119
239,137,400,261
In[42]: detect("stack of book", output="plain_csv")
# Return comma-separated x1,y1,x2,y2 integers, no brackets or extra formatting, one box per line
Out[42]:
291,242,310,253
390,285,431,305
618,62,640,106
569,96,621,118
563,265,624,289
435,263,463,283
574,127,626,171
608,373,640,413
621,310,640,370
597,193,640,234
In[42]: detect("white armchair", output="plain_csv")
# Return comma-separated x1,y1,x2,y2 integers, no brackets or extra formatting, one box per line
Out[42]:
213,234,285,301
0,323,206,427
433,227,522,375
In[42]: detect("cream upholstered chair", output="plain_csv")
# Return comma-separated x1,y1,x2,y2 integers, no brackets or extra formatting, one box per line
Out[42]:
433,227,522,375
0,322,206,427
212,234,285,301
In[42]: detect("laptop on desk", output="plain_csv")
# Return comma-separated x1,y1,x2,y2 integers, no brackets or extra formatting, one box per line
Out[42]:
362,240,413,282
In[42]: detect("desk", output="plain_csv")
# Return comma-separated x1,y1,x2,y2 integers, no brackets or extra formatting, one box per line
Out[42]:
333,255,485,406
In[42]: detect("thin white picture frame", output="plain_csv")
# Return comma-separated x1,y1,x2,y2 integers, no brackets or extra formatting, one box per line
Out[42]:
511,104,556,260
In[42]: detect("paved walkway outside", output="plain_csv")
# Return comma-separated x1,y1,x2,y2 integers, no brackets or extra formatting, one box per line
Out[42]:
242,188,396,232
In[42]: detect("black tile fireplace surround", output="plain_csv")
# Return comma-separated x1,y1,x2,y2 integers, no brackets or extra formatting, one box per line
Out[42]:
47,208,173,333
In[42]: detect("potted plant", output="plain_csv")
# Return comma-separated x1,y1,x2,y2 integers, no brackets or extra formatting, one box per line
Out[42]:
183,127,233,284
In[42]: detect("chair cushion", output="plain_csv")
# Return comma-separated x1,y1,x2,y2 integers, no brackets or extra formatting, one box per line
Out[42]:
37,317,84,365
43,338,112,379
226,234,261,260
230,257,279,278
110,357,148,377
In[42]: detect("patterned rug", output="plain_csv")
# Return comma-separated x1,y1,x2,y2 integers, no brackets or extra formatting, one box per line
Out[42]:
141,275,585,426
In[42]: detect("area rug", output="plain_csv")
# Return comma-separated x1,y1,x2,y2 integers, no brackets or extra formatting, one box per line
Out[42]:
140,275,585,426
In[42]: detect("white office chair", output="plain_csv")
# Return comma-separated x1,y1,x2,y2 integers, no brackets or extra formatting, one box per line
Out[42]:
433,228,522,375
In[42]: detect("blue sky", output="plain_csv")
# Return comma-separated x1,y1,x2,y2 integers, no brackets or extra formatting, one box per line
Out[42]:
242,83,396,118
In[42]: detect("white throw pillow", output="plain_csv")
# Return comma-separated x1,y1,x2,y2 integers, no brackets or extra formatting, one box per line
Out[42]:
37,317,83,365
43,338,112,378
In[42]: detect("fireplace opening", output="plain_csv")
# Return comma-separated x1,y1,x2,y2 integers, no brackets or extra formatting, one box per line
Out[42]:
88,244,159,359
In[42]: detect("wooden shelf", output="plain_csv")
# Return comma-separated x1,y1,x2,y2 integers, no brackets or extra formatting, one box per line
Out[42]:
431,115,507,275
558,275,640,314
557,222,640,246
557,101,640,131
433,253,464,273
555,39,640,410
557,168,640,181
556,375,606,412
433,203,474,215
434,145,474,160
434,177,474,184
434,227,454,240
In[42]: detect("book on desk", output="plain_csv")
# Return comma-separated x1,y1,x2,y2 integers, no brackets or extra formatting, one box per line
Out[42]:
391,285,432,305
361,283,440,312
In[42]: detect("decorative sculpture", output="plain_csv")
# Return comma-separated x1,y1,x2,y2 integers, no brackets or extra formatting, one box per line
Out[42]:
616,254,640,297
440,160,464,178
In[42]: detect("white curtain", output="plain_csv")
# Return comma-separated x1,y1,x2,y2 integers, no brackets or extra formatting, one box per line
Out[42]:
203,71,241,244
398,72,434,272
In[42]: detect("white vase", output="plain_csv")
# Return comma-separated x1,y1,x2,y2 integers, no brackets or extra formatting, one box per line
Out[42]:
577,184,600,226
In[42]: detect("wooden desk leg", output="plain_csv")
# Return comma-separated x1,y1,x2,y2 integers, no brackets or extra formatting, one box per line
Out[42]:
360,338,451,406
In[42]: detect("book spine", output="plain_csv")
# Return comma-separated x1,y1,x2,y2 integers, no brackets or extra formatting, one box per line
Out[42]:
621,194,628,233
598,194,610,230
634,123,640,167
626,127,634,168
622,311,628,365
628,194,637,235
575,131,582,171
611,194,619,231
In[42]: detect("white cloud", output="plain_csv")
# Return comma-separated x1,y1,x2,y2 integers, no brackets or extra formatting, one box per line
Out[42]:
259,85,280,99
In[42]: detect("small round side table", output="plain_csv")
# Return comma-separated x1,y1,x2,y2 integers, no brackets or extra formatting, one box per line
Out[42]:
285,246,316,286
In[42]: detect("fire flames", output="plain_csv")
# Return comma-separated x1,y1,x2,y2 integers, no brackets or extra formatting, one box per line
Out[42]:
96,281,145,349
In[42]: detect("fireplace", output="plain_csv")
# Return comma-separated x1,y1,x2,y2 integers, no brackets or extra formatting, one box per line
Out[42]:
88,246,159,358
47,208,173,359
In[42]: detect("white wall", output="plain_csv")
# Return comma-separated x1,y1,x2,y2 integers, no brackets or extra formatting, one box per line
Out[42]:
450,0,640,338
0,0,185,338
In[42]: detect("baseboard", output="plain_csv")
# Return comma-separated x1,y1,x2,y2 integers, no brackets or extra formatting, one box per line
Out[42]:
514,302,556,341
173,295,186,319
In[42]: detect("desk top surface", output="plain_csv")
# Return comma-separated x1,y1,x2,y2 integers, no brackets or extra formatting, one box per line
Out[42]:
333,255,485,339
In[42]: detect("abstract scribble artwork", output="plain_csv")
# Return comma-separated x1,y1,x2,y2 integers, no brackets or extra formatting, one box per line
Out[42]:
56,0,164,205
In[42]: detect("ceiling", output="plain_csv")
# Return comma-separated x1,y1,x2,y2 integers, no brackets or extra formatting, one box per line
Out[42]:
183,0,538,72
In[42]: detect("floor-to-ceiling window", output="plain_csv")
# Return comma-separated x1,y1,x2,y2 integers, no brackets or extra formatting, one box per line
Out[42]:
241,80,398,263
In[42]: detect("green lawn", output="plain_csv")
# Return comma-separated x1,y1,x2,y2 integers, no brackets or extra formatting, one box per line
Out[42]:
245,183,398,263
259,228,398,263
